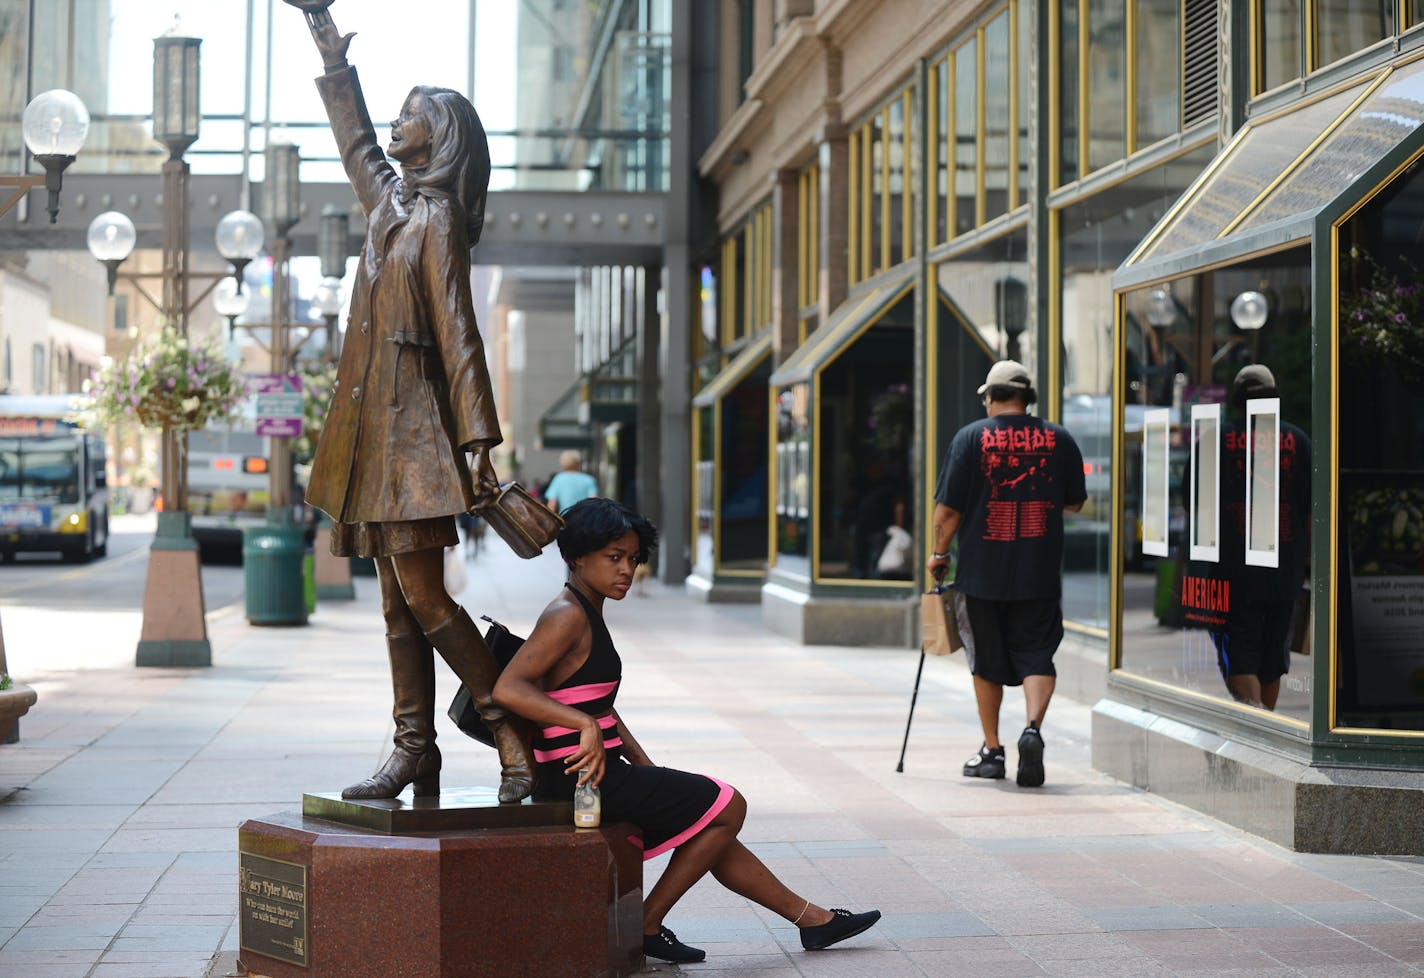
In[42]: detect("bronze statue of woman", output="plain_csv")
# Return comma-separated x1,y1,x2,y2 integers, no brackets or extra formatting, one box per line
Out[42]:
286,0,534,803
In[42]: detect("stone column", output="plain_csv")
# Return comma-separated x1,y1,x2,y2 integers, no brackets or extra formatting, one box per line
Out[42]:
771,169,800,363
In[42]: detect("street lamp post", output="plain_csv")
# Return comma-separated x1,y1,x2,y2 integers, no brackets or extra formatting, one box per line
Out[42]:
261,140,301,519
82,31,253,666
0,89,87,742
2,89,89,222
236,139,312,626
317,203,350,360
310,205,353,600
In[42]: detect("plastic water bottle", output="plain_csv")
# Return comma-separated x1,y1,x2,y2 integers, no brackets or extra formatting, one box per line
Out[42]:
573,769,601,829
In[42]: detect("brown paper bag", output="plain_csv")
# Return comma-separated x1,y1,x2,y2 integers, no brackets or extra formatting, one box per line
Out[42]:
921,587,963,655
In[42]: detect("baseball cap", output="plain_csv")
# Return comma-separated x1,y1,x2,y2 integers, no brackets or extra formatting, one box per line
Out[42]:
1232,363,1277,400
977,359,1033,396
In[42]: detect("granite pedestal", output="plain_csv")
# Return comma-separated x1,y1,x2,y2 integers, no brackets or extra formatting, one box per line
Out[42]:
237,788,644,978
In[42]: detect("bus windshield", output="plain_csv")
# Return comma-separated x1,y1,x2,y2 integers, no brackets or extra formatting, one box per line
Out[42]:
0,435,81,503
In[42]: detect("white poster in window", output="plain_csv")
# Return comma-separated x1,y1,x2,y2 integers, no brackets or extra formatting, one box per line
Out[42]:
1189,402,1221,563
1142,408,1171,558
1245,397,1280,568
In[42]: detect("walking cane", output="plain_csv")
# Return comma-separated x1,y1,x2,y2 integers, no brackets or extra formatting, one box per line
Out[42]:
895,649,926,773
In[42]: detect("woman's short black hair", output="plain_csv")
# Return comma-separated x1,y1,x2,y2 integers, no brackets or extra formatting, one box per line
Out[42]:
558,498,659,566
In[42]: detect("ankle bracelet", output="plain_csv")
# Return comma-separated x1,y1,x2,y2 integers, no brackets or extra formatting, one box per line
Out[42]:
791,900,811,926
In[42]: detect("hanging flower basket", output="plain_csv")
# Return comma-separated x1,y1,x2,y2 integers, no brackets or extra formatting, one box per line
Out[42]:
84,327,248,433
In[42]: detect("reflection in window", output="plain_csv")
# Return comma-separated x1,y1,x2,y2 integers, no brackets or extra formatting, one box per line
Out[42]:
1136,0,1181,145
1189,403,1220,562
955,38,979,236
1256,0,1303,93
816,295,915,581
984,12,1011,224
1117,248,1313,720
718,360,772,571
1060,0,1080,184
1315,0,1392,68
1087,0,1126,172
932,231,1028,523
1245,398,1281,568
1059,150,1214,628
1335,155,1424,731
775,384,811,569
694,406,714,575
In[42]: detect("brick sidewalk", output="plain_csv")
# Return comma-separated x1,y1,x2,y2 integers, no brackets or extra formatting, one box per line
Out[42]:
2,540,1423,977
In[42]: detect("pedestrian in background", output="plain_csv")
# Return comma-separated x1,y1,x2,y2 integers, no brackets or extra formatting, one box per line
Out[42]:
543,450,599,514
926,360,1086,787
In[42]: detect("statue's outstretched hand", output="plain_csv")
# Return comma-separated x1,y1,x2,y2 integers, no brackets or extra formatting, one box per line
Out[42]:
284,0,354,69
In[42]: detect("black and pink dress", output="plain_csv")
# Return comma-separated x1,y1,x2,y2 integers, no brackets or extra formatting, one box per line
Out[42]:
532,585,734,860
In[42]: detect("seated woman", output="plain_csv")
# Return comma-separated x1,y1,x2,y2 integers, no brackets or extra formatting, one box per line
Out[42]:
493,498,881,964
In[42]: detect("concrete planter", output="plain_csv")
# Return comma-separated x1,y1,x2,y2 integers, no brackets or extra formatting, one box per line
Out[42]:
0,681,38,743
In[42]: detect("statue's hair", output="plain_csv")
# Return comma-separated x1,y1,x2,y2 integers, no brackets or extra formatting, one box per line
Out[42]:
398,85,490,245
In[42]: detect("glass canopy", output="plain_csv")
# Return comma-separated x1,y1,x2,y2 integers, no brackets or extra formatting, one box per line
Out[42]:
1117,56,1424,289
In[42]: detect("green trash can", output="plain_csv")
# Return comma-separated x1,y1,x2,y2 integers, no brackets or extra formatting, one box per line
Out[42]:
243,521,309,626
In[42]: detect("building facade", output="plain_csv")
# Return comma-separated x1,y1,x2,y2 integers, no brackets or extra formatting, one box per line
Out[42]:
691,0,1424,852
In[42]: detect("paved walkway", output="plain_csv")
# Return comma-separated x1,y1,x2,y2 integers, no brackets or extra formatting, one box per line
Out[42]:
2,537,1423,977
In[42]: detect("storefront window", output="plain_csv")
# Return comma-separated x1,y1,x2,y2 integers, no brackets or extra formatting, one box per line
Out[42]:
1136,0,1181,146
1256,0,1302,93
1060,0,1081,184
694,405,715,575
1315,0,1392,69
931,229,1029,537
1058,145,1216,628
1118,248,1314,724
955,37,979,235
775,384,812,570
1087,0,1127,172
984,12,1012,224
816,295,915,581
1335,155,1424,731
718,361,772,571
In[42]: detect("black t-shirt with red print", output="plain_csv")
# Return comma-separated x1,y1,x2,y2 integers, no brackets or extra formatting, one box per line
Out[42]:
935,414,1087,601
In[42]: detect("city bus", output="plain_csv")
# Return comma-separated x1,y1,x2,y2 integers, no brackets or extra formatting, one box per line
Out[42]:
188,398,272,559
0,394,110,562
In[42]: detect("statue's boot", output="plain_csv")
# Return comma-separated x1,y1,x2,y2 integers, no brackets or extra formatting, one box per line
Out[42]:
342,631,442,799
425,607,536,803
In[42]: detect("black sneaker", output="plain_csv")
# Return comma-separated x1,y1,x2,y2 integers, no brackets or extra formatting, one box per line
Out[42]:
800,908,882,950
644,926,706,963
1016,725,1045,787
962,743,1006,779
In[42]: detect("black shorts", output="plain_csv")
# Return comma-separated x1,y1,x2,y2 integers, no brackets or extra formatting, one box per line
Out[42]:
962,595,1063,687
1211,598,1293,684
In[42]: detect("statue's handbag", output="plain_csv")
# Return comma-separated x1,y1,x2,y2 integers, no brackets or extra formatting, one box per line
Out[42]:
477,481,564,559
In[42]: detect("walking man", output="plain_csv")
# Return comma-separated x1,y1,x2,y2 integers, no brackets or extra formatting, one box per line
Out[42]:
927,361,1086,787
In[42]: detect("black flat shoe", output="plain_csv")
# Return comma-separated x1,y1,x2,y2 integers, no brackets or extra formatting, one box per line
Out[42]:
644,926,706,963
799,908,882,950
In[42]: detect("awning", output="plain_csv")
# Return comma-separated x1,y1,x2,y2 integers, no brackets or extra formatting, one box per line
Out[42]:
538,379,592,449
691,330,773,408
1115,57,1424,291
768,272,914,386
581,337,638,425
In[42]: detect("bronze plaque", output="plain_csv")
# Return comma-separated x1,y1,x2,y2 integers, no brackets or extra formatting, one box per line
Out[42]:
239,851,309,968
